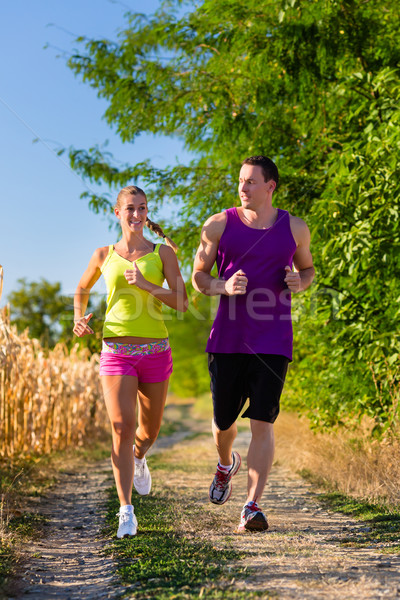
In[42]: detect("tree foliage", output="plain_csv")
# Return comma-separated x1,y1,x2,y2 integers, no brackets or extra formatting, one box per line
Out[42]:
66,0,400,430
9,279,67,348
8,279,106,351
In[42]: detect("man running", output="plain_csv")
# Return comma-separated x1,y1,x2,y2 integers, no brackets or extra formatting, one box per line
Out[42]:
192,155,314,532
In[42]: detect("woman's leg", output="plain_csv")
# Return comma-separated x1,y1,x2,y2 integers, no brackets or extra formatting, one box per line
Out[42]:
134,379,169,459
101,375,138,506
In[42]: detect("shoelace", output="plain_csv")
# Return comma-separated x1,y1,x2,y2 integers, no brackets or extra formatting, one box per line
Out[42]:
245,501,260,513
135,461,145,476
214,468,230,490
117,511,132,522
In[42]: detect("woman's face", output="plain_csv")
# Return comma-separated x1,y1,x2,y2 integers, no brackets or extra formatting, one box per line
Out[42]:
116,193,148,233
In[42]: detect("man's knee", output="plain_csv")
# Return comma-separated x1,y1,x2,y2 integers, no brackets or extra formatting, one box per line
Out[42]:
250,419,274,437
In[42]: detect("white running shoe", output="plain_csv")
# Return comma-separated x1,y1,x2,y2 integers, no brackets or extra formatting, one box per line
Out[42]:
117,509,137,538
133,448,152,495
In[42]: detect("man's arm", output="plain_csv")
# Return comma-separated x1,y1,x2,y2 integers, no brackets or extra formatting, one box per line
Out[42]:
192,213,248,296
285,216,315,293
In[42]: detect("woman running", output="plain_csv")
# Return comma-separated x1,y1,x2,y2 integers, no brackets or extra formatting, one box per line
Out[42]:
73,185,188,538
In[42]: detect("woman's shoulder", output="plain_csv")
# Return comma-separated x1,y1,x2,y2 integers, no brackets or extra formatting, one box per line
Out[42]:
92,245,112,269
158,243,175,262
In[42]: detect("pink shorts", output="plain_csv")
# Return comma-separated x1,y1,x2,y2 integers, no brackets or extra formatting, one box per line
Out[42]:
99,340,173,382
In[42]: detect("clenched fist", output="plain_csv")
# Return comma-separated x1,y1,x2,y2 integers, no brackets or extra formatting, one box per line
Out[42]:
124,264,149,290
284,266,301,293
224,269,248,296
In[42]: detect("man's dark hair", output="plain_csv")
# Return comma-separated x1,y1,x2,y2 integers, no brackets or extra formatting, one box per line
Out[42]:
241,156,279,187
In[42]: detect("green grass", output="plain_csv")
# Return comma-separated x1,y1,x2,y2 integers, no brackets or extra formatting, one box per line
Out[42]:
8,512,49,538
0,542,15,591
104,450,268,600
157,416,184,438
0,438,111,596
316,491,400,553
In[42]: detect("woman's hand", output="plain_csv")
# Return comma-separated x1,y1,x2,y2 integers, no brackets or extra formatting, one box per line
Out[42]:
124,264,150,290
73,313,94,337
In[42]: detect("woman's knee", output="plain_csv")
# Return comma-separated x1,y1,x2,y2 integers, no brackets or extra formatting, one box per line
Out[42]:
111,420,135,443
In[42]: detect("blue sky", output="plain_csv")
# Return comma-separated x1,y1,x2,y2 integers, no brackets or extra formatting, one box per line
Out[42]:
0,0,192,306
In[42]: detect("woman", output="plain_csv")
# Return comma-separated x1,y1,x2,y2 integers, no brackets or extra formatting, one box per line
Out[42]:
73,185,188,538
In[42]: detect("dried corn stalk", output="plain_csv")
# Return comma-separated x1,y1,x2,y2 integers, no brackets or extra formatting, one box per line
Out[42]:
0,309,108,457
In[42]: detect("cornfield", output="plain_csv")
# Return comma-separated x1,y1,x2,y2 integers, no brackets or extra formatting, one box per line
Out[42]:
0,306,108,457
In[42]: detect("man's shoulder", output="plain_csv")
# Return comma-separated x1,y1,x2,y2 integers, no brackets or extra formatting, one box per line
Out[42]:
201,210,228,242
288,213,309,230
204,210,228,226
288,213,311,245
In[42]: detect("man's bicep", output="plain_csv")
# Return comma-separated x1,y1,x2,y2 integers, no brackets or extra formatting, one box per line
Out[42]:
194,217,222,272
293,245,313,271
193,236,217,274
293,222,313,271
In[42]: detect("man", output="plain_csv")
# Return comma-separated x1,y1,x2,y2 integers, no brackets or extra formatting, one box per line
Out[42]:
192,155,314,532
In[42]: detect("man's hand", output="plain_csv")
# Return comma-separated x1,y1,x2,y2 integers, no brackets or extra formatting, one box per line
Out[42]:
284,266,301,293
224,270,248,295
73,313,94,337
124,264,150,290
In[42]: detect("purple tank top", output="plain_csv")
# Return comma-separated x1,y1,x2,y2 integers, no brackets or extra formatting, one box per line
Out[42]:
206,207,297,360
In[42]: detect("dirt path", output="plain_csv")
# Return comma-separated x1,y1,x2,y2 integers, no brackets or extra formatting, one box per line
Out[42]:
14,461,119,599
13,427,195,600
166,432,400,600
12,428,400,599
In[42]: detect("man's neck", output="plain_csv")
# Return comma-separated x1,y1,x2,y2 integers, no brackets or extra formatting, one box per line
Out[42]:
238,204,278,229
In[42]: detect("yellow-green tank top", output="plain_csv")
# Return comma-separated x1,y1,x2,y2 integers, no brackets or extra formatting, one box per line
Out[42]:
101,244,168,339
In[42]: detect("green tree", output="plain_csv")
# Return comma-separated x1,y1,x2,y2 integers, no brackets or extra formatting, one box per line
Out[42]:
8,279,67,347
65,0,400,428
8,279,106,351
167,291,216,397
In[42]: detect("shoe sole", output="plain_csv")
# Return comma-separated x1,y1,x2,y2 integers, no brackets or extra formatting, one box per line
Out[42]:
133,480,152,496
243,513,269,532
209,451,242,505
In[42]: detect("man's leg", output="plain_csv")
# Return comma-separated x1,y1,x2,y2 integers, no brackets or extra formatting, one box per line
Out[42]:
208,353,245,505
246,419,274,504
212,419,237,466
209,419,241,505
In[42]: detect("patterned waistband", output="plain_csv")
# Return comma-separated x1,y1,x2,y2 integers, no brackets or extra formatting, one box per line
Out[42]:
102,339,170,356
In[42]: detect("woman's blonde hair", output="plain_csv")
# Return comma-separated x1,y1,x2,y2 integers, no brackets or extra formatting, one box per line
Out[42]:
115,186,178,252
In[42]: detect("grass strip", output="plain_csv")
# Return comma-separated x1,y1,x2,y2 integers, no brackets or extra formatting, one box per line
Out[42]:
0,542,15,592
104,487,260,599
300,469,400,554
103,441,270,600
0,440,110,595
317,492,400,553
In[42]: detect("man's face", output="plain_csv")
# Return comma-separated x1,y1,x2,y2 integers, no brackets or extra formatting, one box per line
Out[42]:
238,164,274,209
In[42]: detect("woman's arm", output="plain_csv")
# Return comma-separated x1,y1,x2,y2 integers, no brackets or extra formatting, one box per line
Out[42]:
124,245,188,312
73,246,108,337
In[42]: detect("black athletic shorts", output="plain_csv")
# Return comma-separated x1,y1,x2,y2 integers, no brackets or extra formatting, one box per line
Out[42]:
208,353,289,431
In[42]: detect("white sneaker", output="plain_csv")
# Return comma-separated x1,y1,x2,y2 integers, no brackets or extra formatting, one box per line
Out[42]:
117,509,137,538
133,452,152,495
